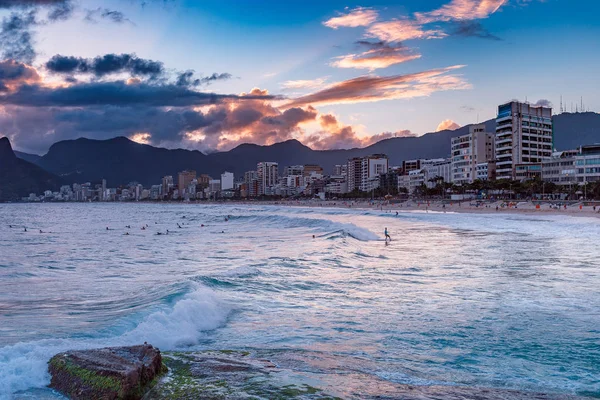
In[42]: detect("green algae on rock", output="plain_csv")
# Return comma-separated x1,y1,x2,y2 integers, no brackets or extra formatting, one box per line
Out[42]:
48,344,166,400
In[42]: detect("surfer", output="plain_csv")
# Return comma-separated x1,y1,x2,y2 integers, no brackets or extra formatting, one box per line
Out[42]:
384,227,391,242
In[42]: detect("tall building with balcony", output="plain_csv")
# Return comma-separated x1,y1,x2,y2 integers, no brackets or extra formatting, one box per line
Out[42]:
257,162,278,196
346,155,388,192
451,124,495,184
495,101,553,180
178,170,196,194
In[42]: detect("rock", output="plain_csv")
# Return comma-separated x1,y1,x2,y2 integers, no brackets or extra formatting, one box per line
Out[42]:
48,344,167,400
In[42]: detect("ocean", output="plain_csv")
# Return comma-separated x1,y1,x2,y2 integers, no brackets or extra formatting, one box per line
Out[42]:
0,203,599,398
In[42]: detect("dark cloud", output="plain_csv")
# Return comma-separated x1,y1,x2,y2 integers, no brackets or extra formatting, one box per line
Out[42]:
46,53,165,78
0,0,66,8
0,80,276,107
450,21,502,41
0,10,36,63
0,58,40,91
85,8,131,24
176,70,232,87
47,0,73,21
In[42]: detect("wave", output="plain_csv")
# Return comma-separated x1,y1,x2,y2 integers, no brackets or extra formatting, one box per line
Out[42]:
228,214,380,241
0,284,228,398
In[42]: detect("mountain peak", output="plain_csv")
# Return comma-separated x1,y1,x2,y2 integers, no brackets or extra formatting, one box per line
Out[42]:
0,137,17,162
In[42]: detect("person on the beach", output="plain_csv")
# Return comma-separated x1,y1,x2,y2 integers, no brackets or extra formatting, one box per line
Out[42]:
384,227,391,242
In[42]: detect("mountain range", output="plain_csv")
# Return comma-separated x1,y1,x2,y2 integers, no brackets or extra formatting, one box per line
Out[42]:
0,137,63,201
7,112,600,188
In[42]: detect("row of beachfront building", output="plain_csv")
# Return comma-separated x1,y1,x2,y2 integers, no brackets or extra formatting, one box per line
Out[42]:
25,100,600,201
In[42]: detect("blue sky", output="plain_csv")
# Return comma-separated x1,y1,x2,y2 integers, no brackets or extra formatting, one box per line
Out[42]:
0,0,599,153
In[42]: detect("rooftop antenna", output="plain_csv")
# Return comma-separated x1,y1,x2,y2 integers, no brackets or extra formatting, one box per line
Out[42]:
560,95,563,113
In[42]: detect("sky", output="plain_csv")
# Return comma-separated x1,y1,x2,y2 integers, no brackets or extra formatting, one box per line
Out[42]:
0,0,599,154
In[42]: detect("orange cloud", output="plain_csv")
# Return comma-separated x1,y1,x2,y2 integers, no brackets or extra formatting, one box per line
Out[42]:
330,47,421,71
130,132,151,144
0,60,41,92
415,0,507,23
323,7,378,29
367,19,447,42
436,119,461,131
303,114,415,150
284,66,470,108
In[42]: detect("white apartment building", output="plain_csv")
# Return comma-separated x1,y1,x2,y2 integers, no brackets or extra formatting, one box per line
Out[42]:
451,124,495,184
257,162,278,196
423,159,452,188
346,155,388,192
575,145,600,185
220,172,234,191
541,150,578,186
496,101,553,180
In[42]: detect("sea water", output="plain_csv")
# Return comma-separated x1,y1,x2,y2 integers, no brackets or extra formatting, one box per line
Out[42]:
0,203,598,398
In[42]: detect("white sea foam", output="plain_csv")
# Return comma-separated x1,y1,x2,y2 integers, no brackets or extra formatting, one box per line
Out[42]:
0,285,228,398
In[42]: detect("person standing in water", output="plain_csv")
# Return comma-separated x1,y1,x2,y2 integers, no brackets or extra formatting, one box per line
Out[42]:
384,227,391,242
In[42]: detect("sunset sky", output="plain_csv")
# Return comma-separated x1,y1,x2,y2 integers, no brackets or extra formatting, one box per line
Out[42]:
0,0,598,154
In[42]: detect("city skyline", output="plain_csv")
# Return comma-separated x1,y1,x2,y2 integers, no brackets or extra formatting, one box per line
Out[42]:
0,0,599,155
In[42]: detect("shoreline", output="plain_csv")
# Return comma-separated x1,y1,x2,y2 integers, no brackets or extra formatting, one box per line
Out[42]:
5,199,600,219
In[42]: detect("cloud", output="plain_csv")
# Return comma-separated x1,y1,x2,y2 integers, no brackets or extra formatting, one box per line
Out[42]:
280,77,328,90
84,8,132,24
0,58,40,91
533,99,552,108
415,0,507,23
0,0,68,8
0,80,275,107
450,21,501,40
323,7,378,29
331,41,421,70
47,0,73,21
0,10,37,64
304,113,414,150
175,71,232,87
366,19,447,42
436,119,461,131
284,65,470,108
45,53,165,78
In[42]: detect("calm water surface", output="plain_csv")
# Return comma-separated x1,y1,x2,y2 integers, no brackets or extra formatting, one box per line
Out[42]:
0,203,598,398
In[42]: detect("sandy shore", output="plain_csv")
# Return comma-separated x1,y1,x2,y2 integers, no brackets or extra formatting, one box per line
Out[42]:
247,199,600,219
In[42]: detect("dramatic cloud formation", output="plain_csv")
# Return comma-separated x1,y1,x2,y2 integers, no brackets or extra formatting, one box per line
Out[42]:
436,119,461,131
45,53,165,79
281,77,328,90
366,19,447,42
47,0,73,21
0,58,40,91
415,0,507,23
304,113,414,150
284,66,470,108
331,41,421,70
323,7,378,29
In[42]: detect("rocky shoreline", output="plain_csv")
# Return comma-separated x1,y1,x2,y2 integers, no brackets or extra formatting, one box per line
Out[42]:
47,345,592,400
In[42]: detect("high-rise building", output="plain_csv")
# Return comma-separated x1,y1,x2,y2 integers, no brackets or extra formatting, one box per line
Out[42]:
495,101,553,180
221,172,234,191
178,170,196,194
451,123,495,185
285,165,304,176
347,155,388,192
257,162,278,196
333,164,347,177
161,175,173,198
